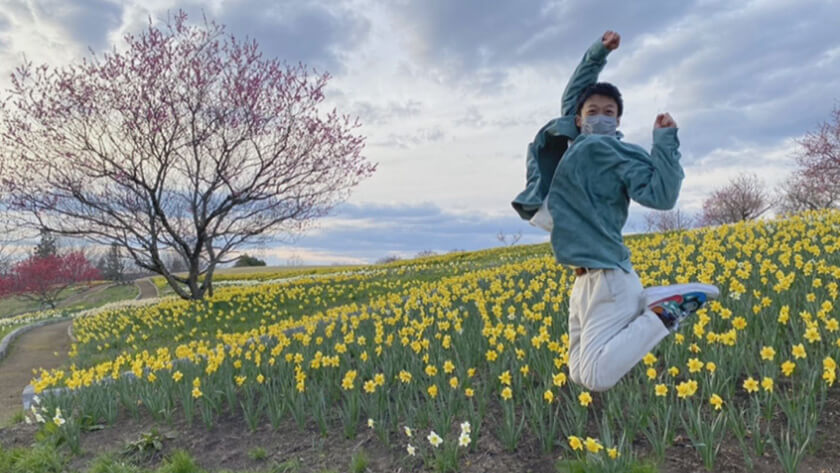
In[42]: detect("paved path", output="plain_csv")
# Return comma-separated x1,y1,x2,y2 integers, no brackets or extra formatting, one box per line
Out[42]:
0,278,157,424
135,278,159,299
0,320,72,423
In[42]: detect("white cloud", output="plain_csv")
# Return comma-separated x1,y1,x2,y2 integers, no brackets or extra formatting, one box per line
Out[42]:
1,0,838,263
247,246,368,266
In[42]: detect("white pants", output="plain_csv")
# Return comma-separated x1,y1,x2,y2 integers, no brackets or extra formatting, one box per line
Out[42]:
567,267,670,392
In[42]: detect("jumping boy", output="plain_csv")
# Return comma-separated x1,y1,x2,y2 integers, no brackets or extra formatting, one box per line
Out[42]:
512,30,719,392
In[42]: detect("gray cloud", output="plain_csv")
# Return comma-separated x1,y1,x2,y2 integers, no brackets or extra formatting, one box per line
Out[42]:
23,0,123,51
611,0,840,156
388,0,692,84
287,201,549,262
370,126,447,149
351,99,423,126
216,0,370,74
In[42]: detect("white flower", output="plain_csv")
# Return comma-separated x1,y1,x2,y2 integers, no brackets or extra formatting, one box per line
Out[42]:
460,421,471,435
458,432,471,447
367,418,375,428
730,291,741,300
427,431,443,448
35,413,45,423
33,395,41,405
404,426,413,437
407,444,416,456
24,415,32,425
52,407,65,426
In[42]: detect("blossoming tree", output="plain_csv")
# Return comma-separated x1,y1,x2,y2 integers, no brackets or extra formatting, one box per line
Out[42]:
0,252,100,309
0,11,375,300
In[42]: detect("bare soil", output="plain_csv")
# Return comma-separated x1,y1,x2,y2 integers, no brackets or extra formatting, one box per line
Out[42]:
1,390,840,472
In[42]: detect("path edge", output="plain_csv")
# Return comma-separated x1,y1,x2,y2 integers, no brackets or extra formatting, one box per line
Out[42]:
0,316,73,364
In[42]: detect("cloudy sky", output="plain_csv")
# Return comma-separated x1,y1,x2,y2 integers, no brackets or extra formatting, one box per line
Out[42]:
1,0,839,265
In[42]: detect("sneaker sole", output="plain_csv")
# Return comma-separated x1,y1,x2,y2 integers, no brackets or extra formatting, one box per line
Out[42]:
644,283,720,306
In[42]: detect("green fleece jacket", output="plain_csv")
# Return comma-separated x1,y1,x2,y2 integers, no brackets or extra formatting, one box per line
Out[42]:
511,40,684,272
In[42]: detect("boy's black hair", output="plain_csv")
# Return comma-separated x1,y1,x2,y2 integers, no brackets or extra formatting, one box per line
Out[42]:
575,82,623,117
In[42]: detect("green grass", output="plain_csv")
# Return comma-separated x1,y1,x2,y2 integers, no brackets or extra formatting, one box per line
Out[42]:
0,283,138,345
0,285,88,318
63,284,139,312
247,446,268,461
349,449,368,473
0,444,66,473
0,322,24,342
0,281,139,319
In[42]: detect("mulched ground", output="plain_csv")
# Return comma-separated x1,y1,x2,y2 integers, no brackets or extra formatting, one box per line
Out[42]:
2,389,840,472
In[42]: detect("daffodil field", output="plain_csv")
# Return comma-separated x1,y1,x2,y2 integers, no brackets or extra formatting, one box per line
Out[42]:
25,210,840,472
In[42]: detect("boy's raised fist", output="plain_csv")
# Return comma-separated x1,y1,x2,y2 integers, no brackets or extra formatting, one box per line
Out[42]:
654,113,677,129
602,31,620,51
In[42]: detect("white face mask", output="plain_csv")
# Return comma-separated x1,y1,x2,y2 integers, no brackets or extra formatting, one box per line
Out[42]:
581,115,618,135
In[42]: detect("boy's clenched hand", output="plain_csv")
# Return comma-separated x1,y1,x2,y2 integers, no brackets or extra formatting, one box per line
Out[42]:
654,113,677,129
602,30,620,50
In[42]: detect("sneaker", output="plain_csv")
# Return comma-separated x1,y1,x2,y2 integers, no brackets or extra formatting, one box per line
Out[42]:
643,283,720,332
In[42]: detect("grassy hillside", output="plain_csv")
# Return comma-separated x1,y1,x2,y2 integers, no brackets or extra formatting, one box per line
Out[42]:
18,210,840,472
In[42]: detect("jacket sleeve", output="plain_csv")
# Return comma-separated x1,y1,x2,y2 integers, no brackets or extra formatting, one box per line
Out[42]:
619,128,684,210
561,41,610,117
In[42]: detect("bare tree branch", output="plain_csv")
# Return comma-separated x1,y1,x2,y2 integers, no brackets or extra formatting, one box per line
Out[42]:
0,11,375,300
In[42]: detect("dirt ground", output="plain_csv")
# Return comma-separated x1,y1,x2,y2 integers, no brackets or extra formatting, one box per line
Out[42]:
1,390,840,473
0,320,72,424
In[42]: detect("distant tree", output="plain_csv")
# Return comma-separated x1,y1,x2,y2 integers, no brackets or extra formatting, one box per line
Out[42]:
644,208,696,232
447,248,466,254
234,254,267,267
497,230,522,246
0,236,16,275
33,228,58,259
700,173,774,226
778,169,840,214
97,242,128,284
778,105,840,213
164,252,189,275
415,249,437,258
0,252,100,308
286,254,304,267
0,11,374,301
376,255,402,264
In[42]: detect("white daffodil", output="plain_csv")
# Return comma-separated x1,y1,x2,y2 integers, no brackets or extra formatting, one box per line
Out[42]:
404,426,413,437
460,421,471,434
458,432,471,447
52,407,65,426
407,444,416,456
427,431,443,448
367,418,375,428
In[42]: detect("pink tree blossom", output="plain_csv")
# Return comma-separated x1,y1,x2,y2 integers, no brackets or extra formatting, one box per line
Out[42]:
0,252,101,309
778,106,840,213
0,11,375,300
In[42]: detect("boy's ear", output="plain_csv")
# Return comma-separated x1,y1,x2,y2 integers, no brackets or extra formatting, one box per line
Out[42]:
616,116,621,128
575,114,581,128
